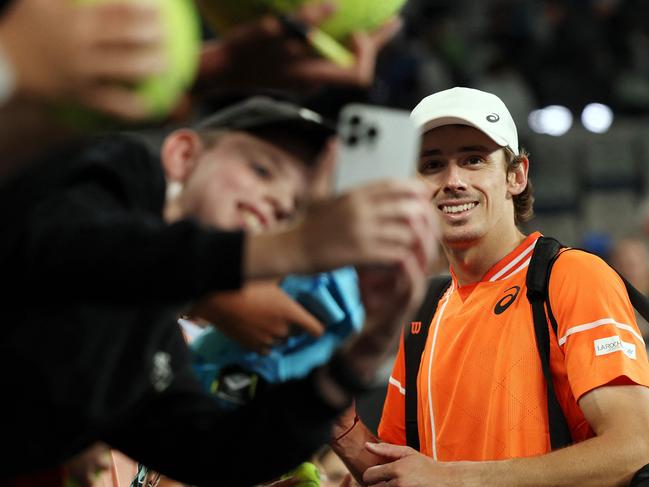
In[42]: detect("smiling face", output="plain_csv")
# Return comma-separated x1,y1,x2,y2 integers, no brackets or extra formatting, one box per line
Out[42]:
162,130,312,232
418,124,526,249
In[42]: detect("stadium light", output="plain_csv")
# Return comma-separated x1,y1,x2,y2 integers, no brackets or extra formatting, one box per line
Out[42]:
581,103,614,133
528,105,573,136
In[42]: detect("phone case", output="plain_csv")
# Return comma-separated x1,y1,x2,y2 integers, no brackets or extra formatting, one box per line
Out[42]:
334,104,420,193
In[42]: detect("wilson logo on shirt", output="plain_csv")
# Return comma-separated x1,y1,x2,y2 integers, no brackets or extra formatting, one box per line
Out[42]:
594,335,636,360
493,286,521,315
411,321,422,334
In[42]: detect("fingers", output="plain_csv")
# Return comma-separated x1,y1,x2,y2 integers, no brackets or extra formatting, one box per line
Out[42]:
282,58,362,86
77,3,166,85
338,473,353,487
282,13,402,88
309,137,338,201
76,85,149,121
82,45,167,83
362,445,404,486
366,16,404,49
251,284,324,337
296,178,435,273
403,203,438,271
359,180,436,270
363,463,392,486
397,253,427,312
322,16,403,88
282,299,325,337
365,442,414,460
294,1,338,26
83,1,163,47
351,186,434,260
362,444,418,487
360,179,433,202
255,1,337,41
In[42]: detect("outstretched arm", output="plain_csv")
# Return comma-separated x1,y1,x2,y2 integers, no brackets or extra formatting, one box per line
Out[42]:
194,2,402,95
362,384,649,487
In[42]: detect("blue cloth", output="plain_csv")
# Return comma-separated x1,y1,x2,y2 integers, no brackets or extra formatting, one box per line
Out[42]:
190,267,364,391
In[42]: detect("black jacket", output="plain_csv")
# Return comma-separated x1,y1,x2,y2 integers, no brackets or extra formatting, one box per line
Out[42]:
0,136,346,486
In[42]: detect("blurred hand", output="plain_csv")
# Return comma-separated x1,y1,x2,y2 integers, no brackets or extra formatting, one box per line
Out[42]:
195,1,402,93
327,179,438,382
308,137,339,201
299,179,436,272
344,255,428,382
244,179,436,284
335,474,355,487
0,0,165,120
190,280,324,355
362,442,465,487
63,442,110,487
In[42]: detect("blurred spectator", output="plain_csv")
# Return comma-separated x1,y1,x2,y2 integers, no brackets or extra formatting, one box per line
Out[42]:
0,0,401,177
609,235,649,343
581,231,614,262
0,96,436,485
610,236,649,295
0,0,166,116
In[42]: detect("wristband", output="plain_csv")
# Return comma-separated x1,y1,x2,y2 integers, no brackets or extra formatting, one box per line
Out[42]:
333,413,360,442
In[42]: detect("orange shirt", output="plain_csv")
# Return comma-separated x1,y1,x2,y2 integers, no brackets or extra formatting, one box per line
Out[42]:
379,232,649,461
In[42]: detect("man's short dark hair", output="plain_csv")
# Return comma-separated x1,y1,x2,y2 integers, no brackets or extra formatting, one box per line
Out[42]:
504,147,534,225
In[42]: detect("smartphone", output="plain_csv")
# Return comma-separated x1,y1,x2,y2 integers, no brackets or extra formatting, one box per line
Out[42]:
334,104,420,193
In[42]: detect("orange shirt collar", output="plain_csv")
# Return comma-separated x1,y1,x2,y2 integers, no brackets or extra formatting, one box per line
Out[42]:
449,231,542,288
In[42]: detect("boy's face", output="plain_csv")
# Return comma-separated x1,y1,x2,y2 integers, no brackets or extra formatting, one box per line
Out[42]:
417,124,522,248
179,131,311,232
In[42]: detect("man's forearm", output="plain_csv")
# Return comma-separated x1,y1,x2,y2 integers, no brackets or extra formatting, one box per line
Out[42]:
467,429,649,487
330,420,383,485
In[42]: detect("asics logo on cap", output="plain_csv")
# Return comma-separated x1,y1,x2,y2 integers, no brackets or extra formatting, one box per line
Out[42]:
486,113,500,123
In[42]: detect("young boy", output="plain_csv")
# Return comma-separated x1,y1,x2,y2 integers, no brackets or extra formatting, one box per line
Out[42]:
0,95,436,486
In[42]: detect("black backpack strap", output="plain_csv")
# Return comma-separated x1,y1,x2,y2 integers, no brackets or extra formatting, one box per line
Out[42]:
526,236,573,450
630,464,649,486
404,275,452,451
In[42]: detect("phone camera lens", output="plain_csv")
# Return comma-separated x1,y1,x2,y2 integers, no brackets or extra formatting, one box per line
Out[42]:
349,115,361,126
367,126,378,139
346,134,359,146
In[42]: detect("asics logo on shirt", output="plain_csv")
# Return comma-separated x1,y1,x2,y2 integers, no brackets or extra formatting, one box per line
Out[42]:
494,286,521,315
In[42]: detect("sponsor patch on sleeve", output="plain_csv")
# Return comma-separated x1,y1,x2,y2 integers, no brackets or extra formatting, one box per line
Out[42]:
594,335,636,360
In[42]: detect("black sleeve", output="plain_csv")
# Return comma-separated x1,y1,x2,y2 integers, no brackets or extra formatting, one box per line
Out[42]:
6,209,245,302
104,365,346,487
0,136,244,302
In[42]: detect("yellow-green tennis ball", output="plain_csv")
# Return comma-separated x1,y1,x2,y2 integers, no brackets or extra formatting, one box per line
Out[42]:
281,462,321,487
316,0,407,40
74,0,201,120
199,0,407,41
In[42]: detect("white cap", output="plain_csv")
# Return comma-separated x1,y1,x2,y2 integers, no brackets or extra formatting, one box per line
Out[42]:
410,87,519,155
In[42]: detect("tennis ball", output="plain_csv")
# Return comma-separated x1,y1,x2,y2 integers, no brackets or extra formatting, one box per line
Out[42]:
70,0,201,122
199,0,407,41
281,462,321,487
